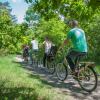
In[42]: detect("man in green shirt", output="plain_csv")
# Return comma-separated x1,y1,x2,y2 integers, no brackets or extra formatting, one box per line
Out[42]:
60,20,88,73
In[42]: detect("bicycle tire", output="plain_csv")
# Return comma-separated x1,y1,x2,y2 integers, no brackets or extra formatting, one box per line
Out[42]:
56,63,68,81
78,66,98,92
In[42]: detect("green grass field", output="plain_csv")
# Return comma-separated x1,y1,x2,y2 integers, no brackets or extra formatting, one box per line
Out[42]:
0,55,67,100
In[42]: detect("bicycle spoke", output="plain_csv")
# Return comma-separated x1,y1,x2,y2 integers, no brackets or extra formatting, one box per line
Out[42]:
45,61,55,74
78,67,98,92
56,63,68,81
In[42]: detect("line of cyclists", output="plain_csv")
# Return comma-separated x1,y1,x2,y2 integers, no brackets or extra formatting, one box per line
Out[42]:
22,20,99,92
22,36,57,66
22,20,88,75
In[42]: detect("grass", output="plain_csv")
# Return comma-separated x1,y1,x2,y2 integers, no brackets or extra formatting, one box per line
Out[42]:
0,55,67,100
95,65,100,74
0,55,100,100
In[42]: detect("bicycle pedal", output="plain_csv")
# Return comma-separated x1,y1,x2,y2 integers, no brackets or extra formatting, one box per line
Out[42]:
73,76,78,80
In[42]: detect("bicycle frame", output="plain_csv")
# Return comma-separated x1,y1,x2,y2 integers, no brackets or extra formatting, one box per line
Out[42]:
56,49,98,92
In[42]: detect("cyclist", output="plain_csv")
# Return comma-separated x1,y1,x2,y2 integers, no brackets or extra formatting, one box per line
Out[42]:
59,20,88,74
22,44,29,62
29,37,39,65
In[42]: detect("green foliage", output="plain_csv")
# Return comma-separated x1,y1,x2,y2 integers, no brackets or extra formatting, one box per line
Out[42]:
25,6,40,23
0,55,68,100
35,18,66,46
0,2,29,54
24,0,100,63
0,0,100,63
86,9,100,62
25,0,94,21
88,0,100,9
68,1,93,22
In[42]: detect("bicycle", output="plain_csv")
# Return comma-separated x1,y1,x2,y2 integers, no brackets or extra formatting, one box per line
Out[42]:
44,45,57,74
56,49,98,92
44,54,56,74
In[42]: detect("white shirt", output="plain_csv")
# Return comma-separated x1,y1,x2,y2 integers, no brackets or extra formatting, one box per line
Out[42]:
31,40,38,50
44,41,52,53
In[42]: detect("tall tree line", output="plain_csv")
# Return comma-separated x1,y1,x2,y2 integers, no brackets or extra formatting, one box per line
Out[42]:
25,0,100,62
0,1,28,54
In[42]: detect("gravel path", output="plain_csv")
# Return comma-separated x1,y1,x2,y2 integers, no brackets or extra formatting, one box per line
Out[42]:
15,55,100,100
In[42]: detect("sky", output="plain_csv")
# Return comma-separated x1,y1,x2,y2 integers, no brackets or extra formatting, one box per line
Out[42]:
0,0,29,23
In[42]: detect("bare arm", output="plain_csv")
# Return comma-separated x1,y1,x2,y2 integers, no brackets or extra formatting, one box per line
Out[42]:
59,39,69,50
39,41,45,48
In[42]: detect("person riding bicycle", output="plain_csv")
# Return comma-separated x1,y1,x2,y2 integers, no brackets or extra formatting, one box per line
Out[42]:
59,20,88,74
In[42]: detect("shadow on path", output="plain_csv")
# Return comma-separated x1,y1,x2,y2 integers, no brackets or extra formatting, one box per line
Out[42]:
14,58,100,100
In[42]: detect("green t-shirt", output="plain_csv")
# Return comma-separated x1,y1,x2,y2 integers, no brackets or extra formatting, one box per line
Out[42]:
67,28,88,52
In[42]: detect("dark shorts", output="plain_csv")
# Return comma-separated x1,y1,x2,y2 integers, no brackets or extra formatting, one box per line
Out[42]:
66,49,87,71
67,48,87,62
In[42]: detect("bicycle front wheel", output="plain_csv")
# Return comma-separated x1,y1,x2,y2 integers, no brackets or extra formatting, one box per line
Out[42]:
78,66,98,92
56,63,68,81
46,61,55,74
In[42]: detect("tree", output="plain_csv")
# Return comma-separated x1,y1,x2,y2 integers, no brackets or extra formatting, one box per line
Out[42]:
0,1,17,22
87,0,100,9
0,1,24,54
24,0,100,62
34,18,66,46
25,0,95,21
85,8,100,62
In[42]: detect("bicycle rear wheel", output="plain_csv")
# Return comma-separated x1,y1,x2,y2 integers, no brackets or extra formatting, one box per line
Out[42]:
56,63,68,81
78,66,98,92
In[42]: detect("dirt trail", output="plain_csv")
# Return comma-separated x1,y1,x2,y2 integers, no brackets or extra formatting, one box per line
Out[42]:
15,55,100,100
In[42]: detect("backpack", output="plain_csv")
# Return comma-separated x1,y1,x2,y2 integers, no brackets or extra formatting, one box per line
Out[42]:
47,45,57,61
49,45,57,56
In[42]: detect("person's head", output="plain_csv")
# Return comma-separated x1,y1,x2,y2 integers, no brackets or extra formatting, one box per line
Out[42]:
68,20,78,28
22,44,26,48
45,36,49,41
32,37,35,40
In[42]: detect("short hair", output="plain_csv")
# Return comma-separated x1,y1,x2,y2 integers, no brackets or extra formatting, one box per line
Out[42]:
70,20,78,27
45,36,49,40
32,37,34,40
